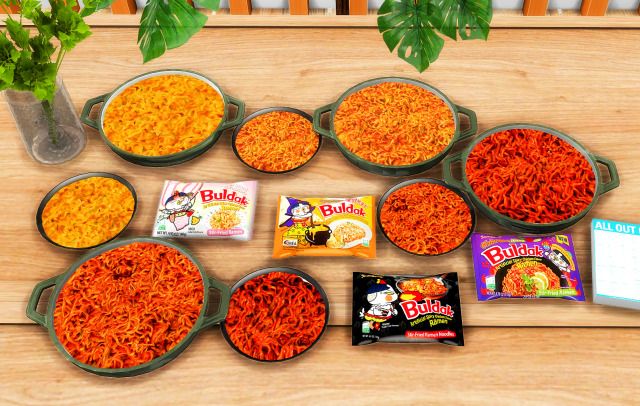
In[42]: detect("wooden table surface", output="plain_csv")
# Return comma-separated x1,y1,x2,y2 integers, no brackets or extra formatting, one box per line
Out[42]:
1,26,639,405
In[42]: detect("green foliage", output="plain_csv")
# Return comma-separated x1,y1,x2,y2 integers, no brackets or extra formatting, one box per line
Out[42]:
138,0,207,63
0,0,99,101
378,0,492,72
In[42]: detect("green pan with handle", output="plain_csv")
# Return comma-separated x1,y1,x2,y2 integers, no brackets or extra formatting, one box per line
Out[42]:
80,69,245,167
312,77,478,177
26,237,230,377
442,123,620,234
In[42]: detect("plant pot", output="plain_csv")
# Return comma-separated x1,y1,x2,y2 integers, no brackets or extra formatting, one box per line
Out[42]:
4,76,86,165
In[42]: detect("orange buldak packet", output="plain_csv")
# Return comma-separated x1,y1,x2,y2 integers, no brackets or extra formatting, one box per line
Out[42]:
273,196,376,258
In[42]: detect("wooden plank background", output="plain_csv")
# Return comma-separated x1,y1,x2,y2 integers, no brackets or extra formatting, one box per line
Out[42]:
1,26,639,404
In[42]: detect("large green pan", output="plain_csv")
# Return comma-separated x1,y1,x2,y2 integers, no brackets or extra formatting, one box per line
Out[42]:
80,69,245,167
442,123,620,234
26,237,230,377
313,77,477,177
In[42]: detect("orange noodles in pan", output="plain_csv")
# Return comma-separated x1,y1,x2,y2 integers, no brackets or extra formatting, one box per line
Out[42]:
466,129,596,223
53,242,204,369
380,183,473,255
235,111,320,172
103,75,224,156
42,177,135,248
333,82,455,166
501,262,560,296
224,272,326,361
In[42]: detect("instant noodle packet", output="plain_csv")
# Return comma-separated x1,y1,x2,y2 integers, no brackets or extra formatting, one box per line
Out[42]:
352,272,464,346
273,196,375,258
471,233,585,301
153,180,257,241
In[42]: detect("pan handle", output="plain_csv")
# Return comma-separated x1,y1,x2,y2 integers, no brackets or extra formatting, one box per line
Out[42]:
594,154,620,195
312,103,336,140
218,95,246,132
455,105,478,141
80,93,108,129
199,277,231,330
26,275,59,328
442,151,467,191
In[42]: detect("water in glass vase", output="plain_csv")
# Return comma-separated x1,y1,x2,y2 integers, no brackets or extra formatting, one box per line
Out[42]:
4,76,86,165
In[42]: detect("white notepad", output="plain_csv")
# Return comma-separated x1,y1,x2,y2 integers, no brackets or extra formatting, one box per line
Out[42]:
592,219,640,310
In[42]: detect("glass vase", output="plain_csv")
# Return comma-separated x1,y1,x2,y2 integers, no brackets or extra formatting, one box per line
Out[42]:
4,76,86,164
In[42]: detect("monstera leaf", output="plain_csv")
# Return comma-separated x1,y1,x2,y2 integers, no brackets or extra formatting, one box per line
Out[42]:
377,0,492,72
432,0,492,40
378,0,444,73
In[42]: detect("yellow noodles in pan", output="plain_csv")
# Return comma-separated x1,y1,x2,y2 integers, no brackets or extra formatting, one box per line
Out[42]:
42,177,135,248
103,75,225,157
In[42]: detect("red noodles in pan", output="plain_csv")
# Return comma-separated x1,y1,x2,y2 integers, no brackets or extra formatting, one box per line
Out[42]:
465,129,596,224
223,271,327,361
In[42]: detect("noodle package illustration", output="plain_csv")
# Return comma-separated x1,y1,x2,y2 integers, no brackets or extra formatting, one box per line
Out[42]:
352,272,464,346
153,180,258,240
273,196,376,258
471,233,585,301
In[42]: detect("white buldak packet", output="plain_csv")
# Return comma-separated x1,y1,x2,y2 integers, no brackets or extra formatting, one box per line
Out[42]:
152,180,258,241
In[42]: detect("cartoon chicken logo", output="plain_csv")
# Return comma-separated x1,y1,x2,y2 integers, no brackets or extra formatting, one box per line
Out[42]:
359,279,398,331
160,191,200,231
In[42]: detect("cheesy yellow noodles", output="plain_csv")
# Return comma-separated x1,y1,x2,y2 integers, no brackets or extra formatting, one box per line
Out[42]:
42,177,135,248
103,75,225,156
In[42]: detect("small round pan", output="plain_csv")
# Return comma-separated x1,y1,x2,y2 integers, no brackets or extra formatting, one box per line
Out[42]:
231,107,322,174
221,267,330,363
377,178,476,257
36,172,137,250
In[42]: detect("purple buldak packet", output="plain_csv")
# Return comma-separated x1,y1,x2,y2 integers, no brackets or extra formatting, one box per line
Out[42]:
471,233,585,301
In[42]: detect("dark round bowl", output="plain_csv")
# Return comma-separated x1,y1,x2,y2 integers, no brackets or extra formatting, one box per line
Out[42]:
377,178,477,256
221,267,330,363
36,172,138,250
231,107,322,174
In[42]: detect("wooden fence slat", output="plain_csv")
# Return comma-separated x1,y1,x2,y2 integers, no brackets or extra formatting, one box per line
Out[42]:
110,0,136,14
523,0,548,16
0,3,19,13
229,0,252,14
289,0,309,15
349,0,368,15
336,0,348,15
581,0,609,15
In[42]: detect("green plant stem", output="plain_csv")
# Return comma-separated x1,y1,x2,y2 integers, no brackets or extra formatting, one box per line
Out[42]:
41,98,59,145
55,49,65,74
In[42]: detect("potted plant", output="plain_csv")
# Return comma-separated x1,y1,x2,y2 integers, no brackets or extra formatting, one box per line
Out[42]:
0,0,105,164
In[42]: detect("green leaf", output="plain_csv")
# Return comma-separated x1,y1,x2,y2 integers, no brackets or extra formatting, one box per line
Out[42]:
138,0,207,63
377,0,444,72
197,0,221,10
81,0,116,17
0,32,19,88
20,0,41,20
50,0,92,51
29,33,56,64
13,54,57,100
5,19,31,49
431,0,492,41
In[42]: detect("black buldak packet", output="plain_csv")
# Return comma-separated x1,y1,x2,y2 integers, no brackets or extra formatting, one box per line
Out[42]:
352,272,464,346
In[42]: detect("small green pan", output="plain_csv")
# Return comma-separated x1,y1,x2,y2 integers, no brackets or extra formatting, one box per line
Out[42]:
442,123,620,234
313,77,477,177
26,237,230,377
80,69,245,167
